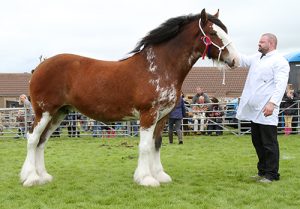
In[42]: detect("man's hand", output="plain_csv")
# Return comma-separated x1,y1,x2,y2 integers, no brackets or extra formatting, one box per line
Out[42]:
263,102,275,117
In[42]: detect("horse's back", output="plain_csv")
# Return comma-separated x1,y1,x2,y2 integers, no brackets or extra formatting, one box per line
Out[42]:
29,53,142,120
30,54,108,113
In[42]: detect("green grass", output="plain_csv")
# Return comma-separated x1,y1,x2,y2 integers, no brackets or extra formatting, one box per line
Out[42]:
1,134,300,209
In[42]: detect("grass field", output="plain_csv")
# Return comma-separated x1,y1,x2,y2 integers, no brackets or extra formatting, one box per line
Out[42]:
1,134,300,209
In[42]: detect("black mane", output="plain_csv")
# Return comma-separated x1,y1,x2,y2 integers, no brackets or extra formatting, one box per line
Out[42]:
130,13,227,53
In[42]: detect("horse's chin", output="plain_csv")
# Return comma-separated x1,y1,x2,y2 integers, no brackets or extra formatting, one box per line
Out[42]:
225,57,240,69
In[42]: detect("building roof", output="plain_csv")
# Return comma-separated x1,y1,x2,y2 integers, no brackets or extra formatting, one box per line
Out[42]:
0,73,31,96
0,67,248,100
182,67,248,99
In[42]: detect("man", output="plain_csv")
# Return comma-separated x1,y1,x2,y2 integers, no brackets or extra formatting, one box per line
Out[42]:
192,87,210,134
281,84,299,135
191,87,211,104
19,94,34,135
168,94,186,144
192,96,208,134
236,33,290,183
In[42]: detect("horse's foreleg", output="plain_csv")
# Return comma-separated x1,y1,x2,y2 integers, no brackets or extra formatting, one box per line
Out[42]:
20,112,52,187
134,123,160,187
151,116,172,183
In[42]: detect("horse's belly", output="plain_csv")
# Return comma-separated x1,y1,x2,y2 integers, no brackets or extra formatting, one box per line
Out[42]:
77,106,140,122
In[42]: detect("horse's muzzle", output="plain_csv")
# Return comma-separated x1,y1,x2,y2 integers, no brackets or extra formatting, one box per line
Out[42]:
225,57,239,69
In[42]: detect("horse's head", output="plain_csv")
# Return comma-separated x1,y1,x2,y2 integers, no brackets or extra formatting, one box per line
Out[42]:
198,9,239,68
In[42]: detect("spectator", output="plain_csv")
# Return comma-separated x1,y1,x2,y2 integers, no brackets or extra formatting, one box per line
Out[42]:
0,112,3,136
181,92,192,135
102,123,116,138
66,112,77,137
192,96,208,134
192,87,211,104
75,112,82,137
191,87,210,135
130,121,139,136
51,127,61,138
86,118,94,132
92,120,102,137
15,110,26,139
19,94,34,136
206,97,224,136
281,84,299,135
168,95,186,144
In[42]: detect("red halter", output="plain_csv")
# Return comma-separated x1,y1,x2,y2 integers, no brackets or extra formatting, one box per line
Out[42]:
200,35,212,60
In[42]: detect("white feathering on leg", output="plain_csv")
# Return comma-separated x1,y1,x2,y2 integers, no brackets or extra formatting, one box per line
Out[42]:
134,124,160,187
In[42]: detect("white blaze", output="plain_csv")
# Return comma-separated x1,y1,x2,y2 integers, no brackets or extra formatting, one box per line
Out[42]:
212,24,240,66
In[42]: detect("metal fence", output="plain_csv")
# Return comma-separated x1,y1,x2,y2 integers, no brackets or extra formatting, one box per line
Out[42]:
0,100,299,139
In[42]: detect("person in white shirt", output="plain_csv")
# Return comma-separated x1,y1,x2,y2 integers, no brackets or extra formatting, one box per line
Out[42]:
19,94,34,135
236,33,290,183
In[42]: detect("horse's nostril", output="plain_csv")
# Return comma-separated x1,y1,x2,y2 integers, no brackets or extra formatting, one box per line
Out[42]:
231,59,235,67
225,60,232,67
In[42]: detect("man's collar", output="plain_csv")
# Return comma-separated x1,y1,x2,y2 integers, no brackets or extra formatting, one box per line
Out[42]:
265,50,277,57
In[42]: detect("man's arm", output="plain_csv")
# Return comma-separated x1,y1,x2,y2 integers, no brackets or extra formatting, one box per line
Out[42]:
264,58,290,117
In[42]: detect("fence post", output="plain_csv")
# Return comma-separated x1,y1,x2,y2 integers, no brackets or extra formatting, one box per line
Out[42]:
127,121,131,136
296,100,300,134
24,107,28,135
238,119,241,136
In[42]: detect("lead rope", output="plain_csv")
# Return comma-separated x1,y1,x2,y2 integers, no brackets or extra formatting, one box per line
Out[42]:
198,18,232,85
222,67,226,85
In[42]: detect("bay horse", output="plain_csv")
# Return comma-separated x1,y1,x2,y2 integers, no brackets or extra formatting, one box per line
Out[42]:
21,9,239,187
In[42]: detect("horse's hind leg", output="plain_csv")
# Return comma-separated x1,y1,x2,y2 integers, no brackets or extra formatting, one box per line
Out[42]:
35,110,67,185
20,112,52,187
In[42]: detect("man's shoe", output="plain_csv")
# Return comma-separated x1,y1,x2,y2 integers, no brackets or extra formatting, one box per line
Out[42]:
250,175,264,180
14,135,20,139
259,177,272,183
179,141,183,144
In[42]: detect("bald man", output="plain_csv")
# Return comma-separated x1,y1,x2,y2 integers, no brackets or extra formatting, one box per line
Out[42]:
236,33,290,183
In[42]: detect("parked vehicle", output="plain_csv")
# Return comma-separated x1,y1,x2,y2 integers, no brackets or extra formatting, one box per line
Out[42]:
225,98,239,126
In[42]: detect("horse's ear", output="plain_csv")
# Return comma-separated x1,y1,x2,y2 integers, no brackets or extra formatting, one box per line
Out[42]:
200,9,208,25
214,9,219,18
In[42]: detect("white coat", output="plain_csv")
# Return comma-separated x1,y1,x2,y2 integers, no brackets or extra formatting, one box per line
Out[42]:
236,50,290,126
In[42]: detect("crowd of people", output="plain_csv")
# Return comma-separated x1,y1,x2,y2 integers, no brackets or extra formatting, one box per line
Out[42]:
3,94,137,139
167,83,299,142
4,82,298,142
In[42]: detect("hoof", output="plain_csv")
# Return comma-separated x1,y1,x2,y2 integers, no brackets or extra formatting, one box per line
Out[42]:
39,173,53,185
155,171,172,183
22,173,40,187
137,176,160,187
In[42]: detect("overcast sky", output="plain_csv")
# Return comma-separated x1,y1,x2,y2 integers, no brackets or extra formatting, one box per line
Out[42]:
0,0,299,73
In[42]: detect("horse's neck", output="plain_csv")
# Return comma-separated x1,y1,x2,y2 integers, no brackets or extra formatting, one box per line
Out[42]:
157,29,201,84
